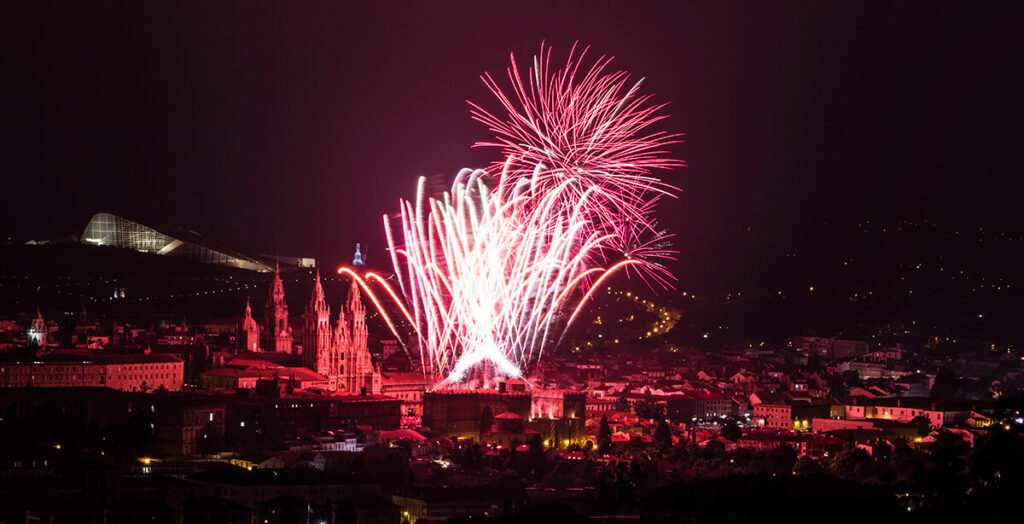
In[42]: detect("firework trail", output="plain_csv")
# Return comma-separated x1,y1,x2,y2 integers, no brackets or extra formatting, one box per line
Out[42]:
341,43,682,388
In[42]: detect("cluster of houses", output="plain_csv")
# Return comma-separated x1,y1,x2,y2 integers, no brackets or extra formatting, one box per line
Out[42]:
523,335,1018,452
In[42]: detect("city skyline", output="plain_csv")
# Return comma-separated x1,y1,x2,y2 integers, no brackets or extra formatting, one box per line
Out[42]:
3,2,1023,292
1,2,1022,522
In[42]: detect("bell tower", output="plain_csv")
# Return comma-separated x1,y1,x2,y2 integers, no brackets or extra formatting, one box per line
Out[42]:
262,262,293,353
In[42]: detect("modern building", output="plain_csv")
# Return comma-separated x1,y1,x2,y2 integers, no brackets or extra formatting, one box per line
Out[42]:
80,212,283,272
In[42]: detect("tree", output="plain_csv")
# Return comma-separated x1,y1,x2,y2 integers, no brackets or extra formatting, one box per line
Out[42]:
910,415,932,436
633,391,665,420
496,469,526,493
542,461,578,488
830,448,873,481
463,443,484,471
376,451,411,488
827,373,847,398
703,439,727,462
597,415,612,452
793,455,823,476
720,420,742,441
528,434,545,466
654,419,672,449
479,405,494,435
614,391,631,412
764,445,798,475
931,366,957,398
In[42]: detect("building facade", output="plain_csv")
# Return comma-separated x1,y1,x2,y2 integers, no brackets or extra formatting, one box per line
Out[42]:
336,281,381,395
0,352,184,391
293,276,381,394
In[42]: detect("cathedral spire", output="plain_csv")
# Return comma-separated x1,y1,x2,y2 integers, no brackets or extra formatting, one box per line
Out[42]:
303,269,332,375
353,243,365,266
263,261,292,353
238,298,259,352
309,269,326,311
347,280,363,314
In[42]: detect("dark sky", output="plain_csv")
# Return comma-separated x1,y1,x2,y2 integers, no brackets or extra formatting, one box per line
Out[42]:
2,1,1022,290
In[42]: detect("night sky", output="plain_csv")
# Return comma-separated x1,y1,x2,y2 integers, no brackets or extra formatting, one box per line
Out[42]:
2,2,1022,291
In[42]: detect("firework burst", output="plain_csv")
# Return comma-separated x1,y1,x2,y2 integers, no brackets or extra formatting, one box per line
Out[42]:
340,43,682,388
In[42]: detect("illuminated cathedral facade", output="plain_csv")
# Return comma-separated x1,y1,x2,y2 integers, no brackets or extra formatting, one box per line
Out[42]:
302,270,381,394
236,266,380,393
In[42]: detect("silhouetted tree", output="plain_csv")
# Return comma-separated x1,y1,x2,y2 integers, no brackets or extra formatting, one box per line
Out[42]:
720,420,742,441
614,391,630,412
931,366,957,397
827,373,847,398
655,419,672,449
764,445,798,475
634,391,665,420
910,415,932,436
793,455,823,475
830,448,873,481
597,415,612,452
376,451,411,488
479,405,494,435
528,434,545,466
463,443,484,472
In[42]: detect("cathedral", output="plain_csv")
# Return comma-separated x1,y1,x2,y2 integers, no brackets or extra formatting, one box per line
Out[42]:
303,270,381,394
238,265,380,394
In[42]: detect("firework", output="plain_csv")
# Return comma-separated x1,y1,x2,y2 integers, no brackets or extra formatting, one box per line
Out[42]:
341,44,682,388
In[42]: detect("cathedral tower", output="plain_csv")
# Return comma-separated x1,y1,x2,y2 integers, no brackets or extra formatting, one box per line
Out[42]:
263,262,293,353
336,281,381,394
237,299,260,352
302,270,334,378
352,243,365,266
